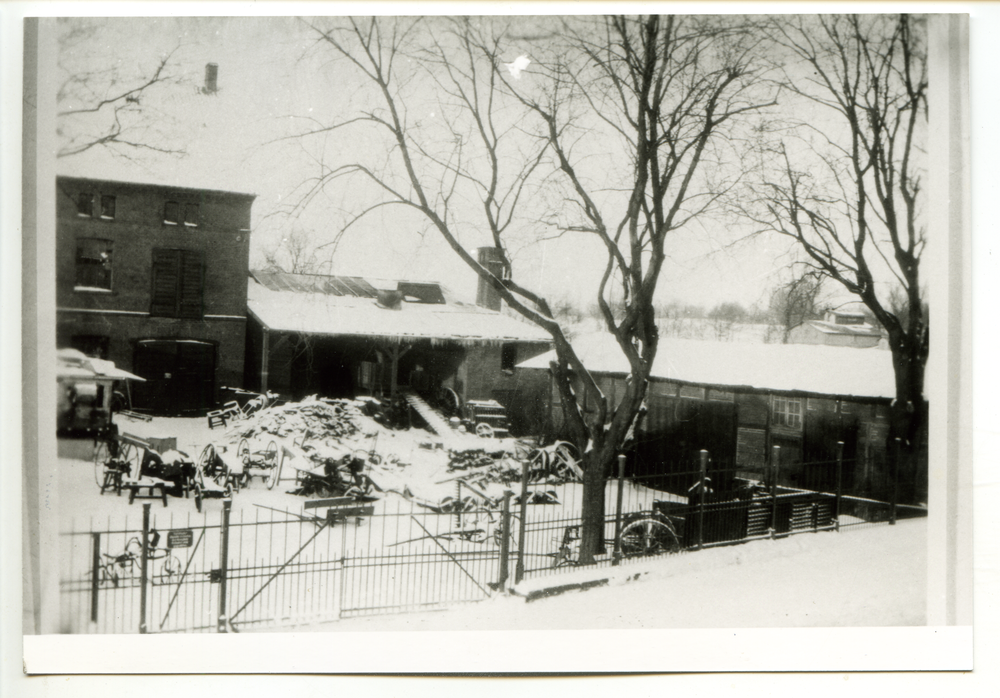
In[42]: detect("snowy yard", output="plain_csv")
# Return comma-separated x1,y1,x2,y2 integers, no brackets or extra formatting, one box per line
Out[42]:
285,517,927,631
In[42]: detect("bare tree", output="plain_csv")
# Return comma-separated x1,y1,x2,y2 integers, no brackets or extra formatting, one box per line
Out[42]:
259,227,331,274
768,272,824,343
743,15,928,490
290,16,773,561
57,18,187,159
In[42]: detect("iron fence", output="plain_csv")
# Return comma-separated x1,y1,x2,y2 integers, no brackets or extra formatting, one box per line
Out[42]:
59,447,926,633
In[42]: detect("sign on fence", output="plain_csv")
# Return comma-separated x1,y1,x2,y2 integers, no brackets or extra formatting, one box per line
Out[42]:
167,529,194,549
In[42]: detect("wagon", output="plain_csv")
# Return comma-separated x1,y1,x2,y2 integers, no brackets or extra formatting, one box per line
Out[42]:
94,433,194,505
236,438,281,489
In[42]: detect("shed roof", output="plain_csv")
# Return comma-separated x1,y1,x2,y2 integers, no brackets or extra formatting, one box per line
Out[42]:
517,332,900,400
247,272,551,345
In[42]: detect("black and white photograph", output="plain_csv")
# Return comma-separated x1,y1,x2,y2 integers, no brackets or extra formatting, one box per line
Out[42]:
9,3,978,678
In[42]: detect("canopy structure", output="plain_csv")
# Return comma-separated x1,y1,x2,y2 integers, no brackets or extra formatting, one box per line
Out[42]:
517,332,900,400
57,348,145,382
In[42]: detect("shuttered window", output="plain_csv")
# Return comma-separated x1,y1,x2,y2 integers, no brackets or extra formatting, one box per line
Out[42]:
150,248,204,319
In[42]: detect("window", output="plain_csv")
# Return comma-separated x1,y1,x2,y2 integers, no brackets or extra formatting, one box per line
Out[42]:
184,203,200,227
678,385,705,400
708,389,734,402
75,238,113,291
164,201,180,225
77,193,94,217
100,195,116,220
150,248,205,319
773,397,802,429
71,335,110,360
500,343,517,372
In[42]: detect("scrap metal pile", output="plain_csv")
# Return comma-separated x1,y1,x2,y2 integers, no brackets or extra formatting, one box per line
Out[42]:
216,395,581,511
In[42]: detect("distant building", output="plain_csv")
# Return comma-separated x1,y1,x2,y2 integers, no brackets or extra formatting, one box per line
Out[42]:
56,175,256,415
788,309,883,348
243,268,552,436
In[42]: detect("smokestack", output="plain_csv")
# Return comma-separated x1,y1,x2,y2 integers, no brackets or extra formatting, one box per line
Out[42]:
204,63,219,94
476,247,507,312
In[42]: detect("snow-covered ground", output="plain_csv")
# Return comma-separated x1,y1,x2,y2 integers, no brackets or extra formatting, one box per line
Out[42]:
279,517,926,631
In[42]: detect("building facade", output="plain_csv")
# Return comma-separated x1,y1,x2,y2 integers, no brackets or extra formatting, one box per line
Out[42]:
788,309,884,348
56,175,256,415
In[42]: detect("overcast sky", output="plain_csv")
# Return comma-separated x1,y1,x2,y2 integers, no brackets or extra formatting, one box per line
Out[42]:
51,15,916,313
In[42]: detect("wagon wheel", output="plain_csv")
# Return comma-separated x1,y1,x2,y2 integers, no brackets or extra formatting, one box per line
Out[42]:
264,441,278,468
439,387,461,415
116,442,139,481
93,440,111,487
552,442,581,481
223,482,234,499
197,444,217,479
619,518,681,558
265,446,282,490
158,555,182,584
475,422,494,439
194,483,203,513
237,439,250,468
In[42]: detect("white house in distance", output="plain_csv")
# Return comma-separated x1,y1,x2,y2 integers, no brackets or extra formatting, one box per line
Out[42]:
788,308,884,349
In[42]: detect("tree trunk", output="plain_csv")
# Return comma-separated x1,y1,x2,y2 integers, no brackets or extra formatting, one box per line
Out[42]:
887,326,929,505
578,449,610,565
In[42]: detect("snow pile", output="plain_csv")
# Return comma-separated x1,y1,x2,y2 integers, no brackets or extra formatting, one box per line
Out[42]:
223,396,378,445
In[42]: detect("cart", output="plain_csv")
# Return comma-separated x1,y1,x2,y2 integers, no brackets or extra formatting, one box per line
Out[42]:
463,399,510,438
236,438,281,489
193,444,240,512
95,433,194,505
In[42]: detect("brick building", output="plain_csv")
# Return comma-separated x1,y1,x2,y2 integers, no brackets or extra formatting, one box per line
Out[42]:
56,175,256,414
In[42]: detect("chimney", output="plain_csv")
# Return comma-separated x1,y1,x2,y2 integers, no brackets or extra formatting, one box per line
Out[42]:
376,289,403,310
476,247,507,312
204,63,219,94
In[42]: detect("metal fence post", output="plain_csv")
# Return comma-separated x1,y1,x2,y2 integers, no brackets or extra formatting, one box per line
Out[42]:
891,437,901,525
139,503,150,634
770,445,780,539
498,491,513,591
515,461,529,584
612,455,626,565
835,441,844,532
90,532,101,625
455,479,463,530
218,499,232,632
697,450,708,550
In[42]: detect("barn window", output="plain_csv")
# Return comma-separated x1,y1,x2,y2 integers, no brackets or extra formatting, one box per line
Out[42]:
678,385,705,400
164,201,180,225
500,343,517,372
184,203,200,227
773,397,803,429
150,248,205,319
75,238,113,291
100,195,116,220
76,192,94,217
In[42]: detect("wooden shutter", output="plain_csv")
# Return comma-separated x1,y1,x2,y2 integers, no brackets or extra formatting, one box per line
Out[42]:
150,249,181,316
178,250,205,319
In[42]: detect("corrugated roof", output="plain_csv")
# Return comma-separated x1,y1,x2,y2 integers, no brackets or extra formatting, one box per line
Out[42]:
517,332,900,400
247,273,551,345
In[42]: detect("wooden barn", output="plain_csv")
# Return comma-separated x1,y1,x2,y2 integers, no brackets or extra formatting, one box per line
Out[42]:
518,333,925,504
243,270,552,435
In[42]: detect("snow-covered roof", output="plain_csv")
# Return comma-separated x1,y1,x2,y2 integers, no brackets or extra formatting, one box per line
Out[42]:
803,320,883,337
517,332,899,400
57,348,145,381
247,272,551,345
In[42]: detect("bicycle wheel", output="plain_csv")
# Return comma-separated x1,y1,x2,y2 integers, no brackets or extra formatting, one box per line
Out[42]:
619,518,681,558
93,440,111,487
158,555,182,584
